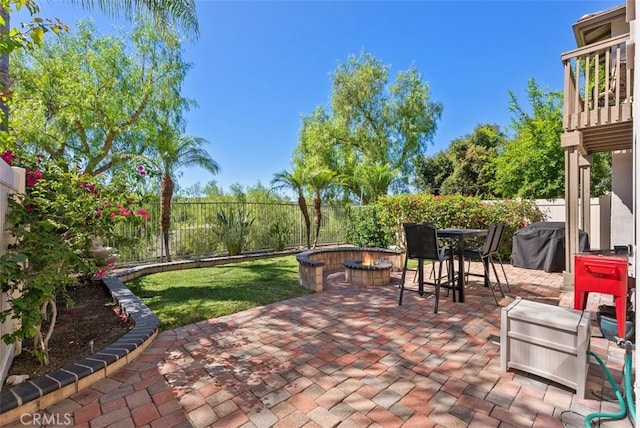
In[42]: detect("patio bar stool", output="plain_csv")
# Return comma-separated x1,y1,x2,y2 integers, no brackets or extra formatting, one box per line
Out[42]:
399,223,455,313
463,222,508,304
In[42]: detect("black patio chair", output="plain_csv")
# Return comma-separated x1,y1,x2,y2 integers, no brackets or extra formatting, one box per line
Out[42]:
399,223,454,313
463,223,508,304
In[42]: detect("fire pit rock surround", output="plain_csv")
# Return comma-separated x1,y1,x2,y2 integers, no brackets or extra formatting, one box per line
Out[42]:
296,247,403,291
343,259,394,287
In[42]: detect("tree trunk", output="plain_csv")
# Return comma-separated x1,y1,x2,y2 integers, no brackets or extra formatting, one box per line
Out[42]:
160,174,174,261
32,298,56,366
297,193,311,249
313,194,321,248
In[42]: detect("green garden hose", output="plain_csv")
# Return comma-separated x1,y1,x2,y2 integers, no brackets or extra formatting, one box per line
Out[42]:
584,340,635,427
624,341,636,424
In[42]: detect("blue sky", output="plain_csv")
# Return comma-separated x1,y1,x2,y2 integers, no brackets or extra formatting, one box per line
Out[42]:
29,0,619,193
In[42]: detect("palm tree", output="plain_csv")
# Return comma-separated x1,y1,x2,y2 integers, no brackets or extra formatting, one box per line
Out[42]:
349,162,399,204
155,134,219,261
271,166,312,249
307,169,336,248
71,0,199,36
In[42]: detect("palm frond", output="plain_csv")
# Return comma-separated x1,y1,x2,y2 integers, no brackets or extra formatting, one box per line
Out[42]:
71,0,199,37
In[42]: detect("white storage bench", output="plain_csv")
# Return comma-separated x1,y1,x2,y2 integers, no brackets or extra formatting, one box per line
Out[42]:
500,298,591,399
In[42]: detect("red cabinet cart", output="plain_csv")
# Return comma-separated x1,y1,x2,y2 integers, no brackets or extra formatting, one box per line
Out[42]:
574,252,629,339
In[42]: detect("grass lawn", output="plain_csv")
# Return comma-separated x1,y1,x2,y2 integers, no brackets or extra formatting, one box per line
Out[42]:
125,255,310,329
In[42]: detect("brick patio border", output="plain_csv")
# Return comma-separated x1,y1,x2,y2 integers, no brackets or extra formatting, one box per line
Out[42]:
0,276,159,424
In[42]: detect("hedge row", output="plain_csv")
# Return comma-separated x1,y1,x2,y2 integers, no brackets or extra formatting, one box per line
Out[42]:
346,194,545,257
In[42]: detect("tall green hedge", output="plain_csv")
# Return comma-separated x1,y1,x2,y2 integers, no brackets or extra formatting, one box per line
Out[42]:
345,204,395,248
346,194,544,257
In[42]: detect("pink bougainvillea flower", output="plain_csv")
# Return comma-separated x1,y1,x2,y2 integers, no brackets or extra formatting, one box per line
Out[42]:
110,212,117,218
0,150,14,165
25,169,43,187
118,205,132,216
95,268,106,278
107,262,115,269
136,209,151,220
96,209,103,215
81,181,97,194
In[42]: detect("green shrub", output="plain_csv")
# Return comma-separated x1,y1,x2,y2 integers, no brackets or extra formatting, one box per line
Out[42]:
351,194,544,257
214,206,254,256
267,220,291,251
172,226,219,258
346,205,395,248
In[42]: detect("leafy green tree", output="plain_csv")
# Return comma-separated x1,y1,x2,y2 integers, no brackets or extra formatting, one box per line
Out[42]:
413,150,452,195
0,0,199,139
177,181,205,198
493,79,564,198
494,78,610,198
414,124,504,196
271,166,312,248
0,1,69,134
203,180,224,199
153,132,219,261
295,50,442,194
590,152,611,197
244,181,289,204
440,124,504,196
9,20,190,175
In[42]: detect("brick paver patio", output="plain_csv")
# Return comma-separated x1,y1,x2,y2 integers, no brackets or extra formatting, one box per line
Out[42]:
13,263,633,427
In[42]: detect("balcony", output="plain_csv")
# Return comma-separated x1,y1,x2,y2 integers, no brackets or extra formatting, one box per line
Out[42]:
561,33,632,153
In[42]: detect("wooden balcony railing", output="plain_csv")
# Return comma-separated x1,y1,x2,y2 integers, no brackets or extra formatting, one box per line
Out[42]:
561,34,632,131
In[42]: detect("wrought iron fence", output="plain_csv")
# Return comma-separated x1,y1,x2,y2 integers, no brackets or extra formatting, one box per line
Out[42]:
110,201,348,263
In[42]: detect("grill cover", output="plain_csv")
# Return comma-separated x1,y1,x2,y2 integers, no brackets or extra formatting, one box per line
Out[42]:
511,222,589,273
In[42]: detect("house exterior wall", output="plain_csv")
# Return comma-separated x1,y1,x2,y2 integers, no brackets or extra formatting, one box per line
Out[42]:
611,150,634,247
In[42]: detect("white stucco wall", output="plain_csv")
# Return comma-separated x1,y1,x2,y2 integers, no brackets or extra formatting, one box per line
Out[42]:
611,150,634,247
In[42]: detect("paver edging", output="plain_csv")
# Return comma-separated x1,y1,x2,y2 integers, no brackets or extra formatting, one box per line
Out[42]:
0,275,158,423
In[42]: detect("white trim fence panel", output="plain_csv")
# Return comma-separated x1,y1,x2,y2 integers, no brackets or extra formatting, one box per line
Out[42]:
0,161,25,386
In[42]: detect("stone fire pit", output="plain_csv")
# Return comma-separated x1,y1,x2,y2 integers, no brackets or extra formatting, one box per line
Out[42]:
343,258,393,286
296,247,402,291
